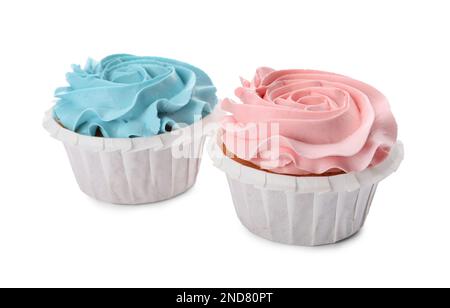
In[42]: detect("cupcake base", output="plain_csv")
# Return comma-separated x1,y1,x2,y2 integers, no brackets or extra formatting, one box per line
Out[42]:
44,109,208,205
211,140,404,246
63,141,204,205
227,176,377,246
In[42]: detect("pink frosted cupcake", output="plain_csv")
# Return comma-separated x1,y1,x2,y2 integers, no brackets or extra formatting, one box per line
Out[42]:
211,68,403,246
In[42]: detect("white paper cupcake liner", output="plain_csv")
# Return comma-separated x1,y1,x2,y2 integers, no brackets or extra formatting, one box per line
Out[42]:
210,140,404,246
43,109,213,205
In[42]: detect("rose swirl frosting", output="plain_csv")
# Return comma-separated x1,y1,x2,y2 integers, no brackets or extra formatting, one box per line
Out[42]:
54,54,218,138
221,68,398,176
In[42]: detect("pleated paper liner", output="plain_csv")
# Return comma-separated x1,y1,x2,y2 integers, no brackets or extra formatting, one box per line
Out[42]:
210,139,404,246
43,109,215,205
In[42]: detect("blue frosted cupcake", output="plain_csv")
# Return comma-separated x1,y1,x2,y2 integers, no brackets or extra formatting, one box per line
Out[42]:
44,54,218,204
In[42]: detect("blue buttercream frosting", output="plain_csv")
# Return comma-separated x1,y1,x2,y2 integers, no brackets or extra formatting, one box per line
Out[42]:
54,54,218,138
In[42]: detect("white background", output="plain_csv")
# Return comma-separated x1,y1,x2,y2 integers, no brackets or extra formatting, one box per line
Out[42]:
0,0,449,288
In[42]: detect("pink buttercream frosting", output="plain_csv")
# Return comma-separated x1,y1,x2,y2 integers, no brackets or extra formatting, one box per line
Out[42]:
221,68,398,176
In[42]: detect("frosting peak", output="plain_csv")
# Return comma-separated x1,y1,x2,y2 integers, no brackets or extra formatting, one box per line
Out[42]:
54,54,217,138
221,68,398,176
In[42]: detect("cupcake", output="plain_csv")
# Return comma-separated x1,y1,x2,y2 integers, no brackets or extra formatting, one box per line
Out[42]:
211,68,403,246
44,54,218,205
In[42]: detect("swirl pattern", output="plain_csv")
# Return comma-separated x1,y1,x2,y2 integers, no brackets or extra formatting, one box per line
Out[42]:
221,68,397,175
54,54,217,138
